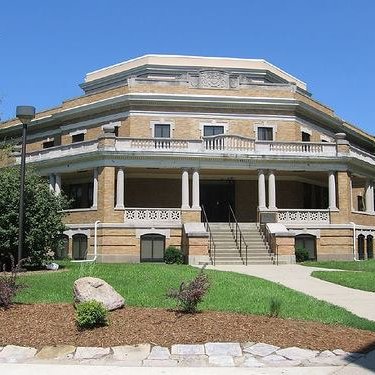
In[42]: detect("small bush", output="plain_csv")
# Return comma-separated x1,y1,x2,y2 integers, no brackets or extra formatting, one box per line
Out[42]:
295,248,309,263
269,297,282,317
164,246,184,264
0,257,26,309
167,266,210,313
75,300,108,329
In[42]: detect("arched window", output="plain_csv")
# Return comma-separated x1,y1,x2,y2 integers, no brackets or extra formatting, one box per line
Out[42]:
72,234,88,260
295,234,317,260
366,235,373,259
358,235,365,260
140,234,165,262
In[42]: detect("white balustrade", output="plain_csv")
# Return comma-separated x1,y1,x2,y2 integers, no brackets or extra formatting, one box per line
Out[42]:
203,135,255,152
276,209,330,224
261,141,336,156
350,146,375,165
124,208,181,223
21,135,375,168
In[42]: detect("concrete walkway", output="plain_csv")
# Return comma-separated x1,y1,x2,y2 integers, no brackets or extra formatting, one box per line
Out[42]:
207,264,375,321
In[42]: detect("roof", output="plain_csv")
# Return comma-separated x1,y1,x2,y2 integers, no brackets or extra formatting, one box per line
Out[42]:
84,54,307,91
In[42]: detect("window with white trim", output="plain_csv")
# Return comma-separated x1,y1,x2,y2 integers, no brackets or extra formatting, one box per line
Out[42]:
257,127,273,141
203,125,224,137
154,123,171,138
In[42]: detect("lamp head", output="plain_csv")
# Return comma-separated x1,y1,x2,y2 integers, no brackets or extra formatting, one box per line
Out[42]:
16,106,36,124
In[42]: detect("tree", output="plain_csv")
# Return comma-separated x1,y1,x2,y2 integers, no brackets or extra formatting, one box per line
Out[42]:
0,167,68,268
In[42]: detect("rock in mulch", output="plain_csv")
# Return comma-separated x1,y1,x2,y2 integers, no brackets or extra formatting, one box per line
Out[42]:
73,277,125,311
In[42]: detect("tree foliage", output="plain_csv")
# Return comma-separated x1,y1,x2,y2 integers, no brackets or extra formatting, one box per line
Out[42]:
0,167,68,268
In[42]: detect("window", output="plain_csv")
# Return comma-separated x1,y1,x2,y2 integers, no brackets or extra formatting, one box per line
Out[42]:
43,140,55,149
72,133,85,143
257,127,273,141
140,234,166,262
203,125,224,137
65,183,93,209
114,126,119,137
302,132,311,142
154,124,171,138
295,235,316,260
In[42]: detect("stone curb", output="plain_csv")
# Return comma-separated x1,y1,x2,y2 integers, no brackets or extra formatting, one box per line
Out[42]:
0,343,365,368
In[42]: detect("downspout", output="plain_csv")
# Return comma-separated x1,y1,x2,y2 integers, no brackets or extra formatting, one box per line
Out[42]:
350,222,359,261
71,220,101,263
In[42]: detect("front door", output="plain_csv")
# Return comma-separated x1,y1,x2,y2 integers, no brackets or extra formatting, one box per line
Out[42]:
200,180,235,222
140,234,165,262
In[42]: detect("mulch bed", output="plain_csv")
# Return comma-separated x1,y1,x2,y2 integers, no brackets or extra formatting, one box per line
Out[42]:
1,304,375,353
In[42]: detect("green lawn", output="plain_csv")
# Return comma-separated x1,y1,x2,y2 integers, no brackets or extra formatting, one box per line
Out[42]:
303,259,375,293
311,270,375,292
303,259,375,272
15,261,375,332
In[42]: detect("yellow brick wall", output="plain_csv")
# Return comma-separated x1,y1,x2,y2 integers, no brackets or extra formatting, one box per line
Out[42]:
318,229,353,260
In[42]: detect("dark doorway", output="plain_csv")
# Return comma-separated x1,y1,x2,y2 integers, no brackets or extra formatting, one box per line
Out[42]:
367,235,373,259
358,235,365,260
141,234,165,262
295,234,317,260
201,180,235,222
72,234,88,260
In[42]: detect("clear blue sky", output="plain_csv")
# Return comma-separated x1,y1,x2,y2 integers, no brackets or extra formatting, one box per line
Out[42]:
1,0,374,134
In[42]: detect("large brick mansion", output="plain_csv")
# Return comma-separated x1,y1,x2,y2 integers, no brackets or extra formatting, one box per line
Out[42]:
1,55,374,264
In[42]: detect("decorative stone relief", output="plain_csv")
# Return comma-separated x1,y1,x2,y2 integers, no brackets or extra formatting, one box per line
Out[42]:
199,70,229,89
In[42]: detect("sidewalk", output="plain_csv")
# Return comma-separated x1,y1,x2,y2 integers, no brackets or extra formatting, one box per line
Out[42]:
207,264,375,321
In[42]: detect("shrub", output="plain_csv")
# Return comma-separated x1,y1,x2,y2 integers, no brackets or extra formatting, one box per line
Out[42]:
269,297,282,317
295,248,309,263
75,300,109,329
0,167,69,269
164,246,184,264
166,266,210,313
0,257,26,309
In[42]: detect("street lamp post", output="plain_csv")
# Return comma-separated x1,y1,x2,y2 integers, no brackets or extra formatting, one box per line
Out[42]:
16,105,35,263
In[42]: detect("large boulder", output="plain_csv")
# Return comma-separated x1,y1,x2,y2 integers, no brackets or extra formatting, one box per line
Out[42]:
73,277,125,311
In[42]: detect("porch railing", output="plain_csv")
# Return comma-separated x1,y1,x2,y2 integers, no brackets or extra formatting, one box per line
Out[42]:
124,208,181,223
202,205,216,265
276,209,330,224
228,204,248,265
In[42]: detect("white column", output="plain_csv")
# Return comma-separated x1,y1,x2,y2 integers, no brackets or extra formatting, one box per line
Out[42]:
365,179,374,213
92,168,98,209
54,174,61,195
268,170,277,210
115,168,125,209
258,170,266,210
181,169,190,209
192,169,200,210
328,171,337,210
48,174,55,193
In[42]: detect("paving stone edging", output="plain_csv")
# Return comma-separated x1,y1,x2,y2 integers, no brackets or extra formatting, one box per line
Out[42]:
0,342,364,368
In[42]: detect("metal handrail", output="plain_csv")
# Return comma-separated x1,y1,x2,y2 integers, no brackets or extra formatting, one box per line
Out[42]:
228,205,248,265
201,205,216,266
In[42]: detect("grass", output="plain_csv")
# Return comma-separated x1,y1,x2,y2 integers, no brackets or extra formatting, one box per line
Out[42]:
303,259,375,293
14,261,375,332
303,259,375,272
311,270,375,292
